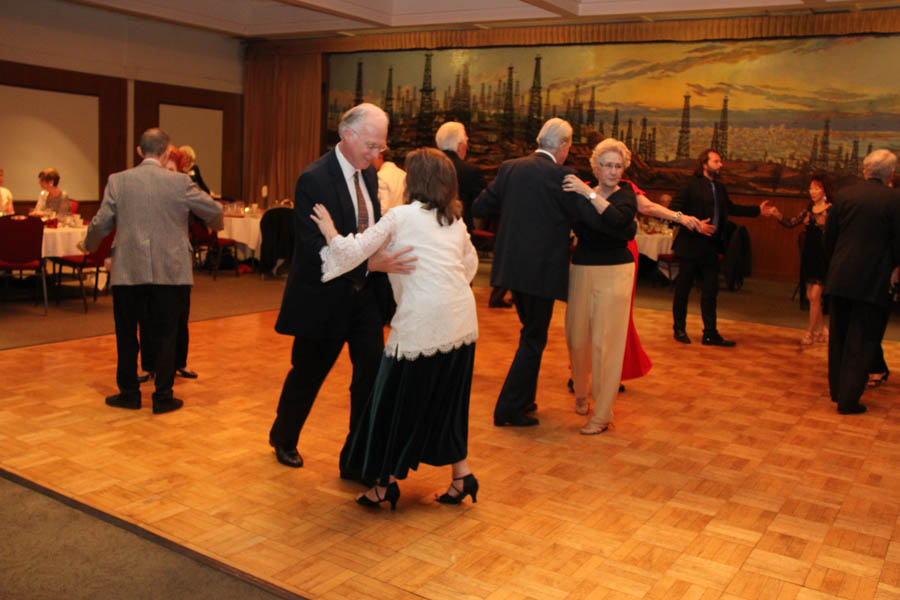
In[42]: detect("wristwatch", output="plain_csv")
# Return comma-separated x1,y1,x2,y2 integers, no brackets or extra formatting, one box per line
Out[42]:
588,192,597,200
673,211,683,223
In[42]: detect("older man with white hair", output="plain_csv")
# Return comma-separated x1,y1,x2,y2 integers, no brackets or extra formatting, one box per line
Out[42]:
472,118,630,427
824,148,900,415
269,102,415,475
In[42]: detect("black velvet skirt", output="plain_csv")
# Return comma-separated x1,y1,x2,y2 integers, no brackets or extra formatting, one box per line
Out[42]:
343,343,475,485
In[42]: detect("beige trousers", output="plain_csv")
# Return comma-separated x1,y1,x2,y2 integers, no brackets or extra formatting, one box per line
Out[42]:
565,262,635,426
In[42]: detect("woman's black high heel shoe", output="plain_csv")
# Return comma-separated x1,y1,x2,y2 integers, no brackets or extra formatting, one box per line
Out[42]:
868,369,890,388
436,474,478,504
356,482,400,510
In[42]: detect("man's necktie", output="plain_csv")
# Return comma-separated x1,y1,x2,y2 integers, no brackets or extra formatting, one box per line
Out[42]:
353,171,369,232
710,180,720,233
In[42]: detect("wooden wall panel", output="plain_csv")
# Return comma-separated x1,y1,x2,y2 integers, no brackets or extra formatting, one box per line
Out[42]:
133,81,242,200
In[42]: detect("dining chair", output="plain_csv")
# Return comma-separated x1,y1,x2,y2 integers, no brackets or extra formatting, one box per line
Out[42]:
190,220,239,280
48,229,115,312
0,215,48,314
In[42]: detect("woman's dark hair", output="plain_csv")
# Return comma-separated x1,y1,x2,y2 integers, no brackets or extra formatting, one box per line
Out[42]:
809,172,834,203
38,167,60,186
403,147,461,226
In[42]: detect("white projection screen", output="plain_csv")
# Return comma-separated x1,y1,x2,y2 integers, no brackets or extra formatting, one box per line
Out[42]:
0,84,100,203
159,104,223,195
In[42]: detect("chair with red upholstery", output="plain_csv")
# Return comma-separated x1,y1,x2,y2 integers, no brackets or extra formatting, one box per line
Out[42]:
190,220,239,280
69,199,79,215
0,215,48,314
48,229,115,312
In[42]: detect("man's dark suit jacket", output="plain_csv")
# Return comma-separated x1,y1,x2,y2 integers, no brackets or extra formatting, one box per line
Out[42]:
472,151,636,302
275,148,392,339
670,173,760,260
443,150,486,231
824,178,900,308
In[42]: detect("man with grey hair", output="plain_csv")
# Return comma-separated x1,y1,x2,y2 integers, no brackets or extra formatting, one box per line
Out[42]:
824,148,900,415
472,117,633,427
84,127,224,414
269,102,415,475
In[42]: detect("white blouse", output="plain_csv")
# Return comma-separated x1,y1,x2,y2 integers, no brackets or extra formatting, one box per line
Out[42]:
320,201,479,360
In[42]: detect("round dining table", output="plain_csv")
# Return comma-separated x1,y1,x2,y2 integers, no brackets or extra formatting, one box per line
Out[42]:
42,225,88,258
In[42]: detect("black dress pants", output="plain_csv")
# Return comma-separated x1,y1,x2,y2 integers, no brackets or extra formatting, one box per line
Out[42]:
139,288,191,371
828,296,887,411
494,290,555,420
113,285,189,400
269,285,384,473
673,254,720,336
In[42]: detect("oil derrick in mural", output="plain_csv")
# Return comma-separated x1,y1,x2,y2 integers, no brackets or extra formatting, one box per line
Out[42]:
718,97,729,158
833,143,843,172
416,53,436,147
637,117,648,157
650,127,657,161
711,123,719,155
809,135,819,168
675,95,691,160
849,140,860,174
624,118,633,151
815,119,831,170
448,64,472,126
611,108,620,141
572,83,582,140
384,67,394,123
502,65,515,140
543,85,551,119
354,61,364,106
587,86,596,126
526,56,543,146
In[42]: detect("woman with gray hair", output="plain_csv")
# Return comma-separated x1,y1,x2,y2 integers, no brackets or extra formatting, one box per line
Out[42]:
560,138,637,434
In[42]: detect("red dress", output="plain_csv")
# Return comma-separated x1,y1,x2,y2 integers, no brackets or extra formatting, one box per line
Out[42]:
621,180,652,381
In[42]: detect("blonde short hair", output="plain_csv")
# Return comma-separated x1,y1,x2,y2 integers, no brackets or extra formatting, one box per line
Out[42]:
590,139,632,175
179,145,196,163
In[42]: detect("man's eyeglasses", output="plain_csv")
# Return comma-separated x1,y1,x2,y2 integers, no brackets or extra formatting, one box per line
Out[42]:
350,129,387,153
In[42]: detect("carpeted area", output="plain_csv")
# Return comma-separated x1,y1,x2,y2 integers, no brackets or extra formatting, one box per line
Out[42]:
0,472,300,600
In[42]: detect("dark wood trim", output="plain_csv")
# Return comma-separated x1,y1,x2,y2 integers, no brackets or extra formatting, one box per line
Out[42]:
133,81,243,199
0,60,127,201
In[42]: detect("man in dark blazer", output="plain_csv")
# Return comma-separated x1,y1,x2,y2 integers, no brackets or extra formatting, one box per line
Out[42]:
269,103,415,473
670,149,776,346
84,128,223,414
824,149,900,415
472,118,635,427
435,121,511,308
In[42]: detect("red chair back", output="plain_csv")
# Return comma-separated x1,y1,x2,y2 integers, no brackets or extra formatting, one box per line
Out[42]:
69,199,79,214
0,215,44,264
190,220,215,245
88,228,115,264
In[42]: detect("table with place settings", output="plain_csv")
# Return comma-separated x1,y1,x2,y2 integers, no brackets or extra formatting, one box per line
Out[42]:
222,214,262,255
42,225,88,258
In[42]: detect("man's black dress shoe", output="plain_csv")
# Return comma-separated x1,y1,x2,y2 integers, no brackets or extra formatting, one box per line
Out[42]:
489,299,513,308
701,334,736,347
152,397,183,414
494,414,539,427
106,393,141,409
176,368,198,379
525,403,538,413
838,404,867,415
273,445,304,468
673,330,691,344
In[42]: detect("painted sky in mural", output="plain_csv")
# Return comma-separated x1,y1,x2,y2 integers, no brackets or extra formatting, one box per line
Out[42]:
327,35,900,194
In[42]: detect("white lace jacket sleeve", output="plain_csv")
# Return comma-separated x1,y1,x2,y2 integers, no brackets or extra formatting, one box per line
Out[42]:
461,226,479,283
319,209,396,282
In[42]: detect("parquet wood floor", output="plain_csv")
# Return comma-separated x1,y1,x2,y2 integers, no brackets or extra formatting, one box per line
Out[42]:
1,286,898,599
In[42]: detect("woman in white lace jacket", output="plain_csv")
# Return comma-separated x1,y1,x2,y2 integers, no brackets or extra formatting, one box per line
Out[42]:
311,147,480,510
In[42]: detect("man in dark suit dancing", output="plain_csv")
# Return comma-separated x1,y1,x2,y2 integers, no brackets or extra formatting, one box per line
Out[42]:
670,149,777,346
269,103,415,472
825,149,900,415
435,121,510,308
472,118,632,427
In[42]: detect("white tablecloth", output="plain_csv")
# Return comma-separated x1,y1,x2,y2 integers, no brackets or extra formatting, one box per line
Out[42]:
42,226,87,258
222,215,262,254
634,232,673,261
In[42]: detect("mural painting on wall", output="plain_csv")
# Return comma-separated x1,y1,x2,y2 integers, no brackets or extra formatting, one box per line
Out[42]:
326,35,900,196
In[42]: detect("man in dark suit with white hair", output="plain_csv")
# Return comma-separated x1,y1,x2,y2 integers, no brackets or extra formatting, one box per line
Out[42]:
85,128,223,414
824,148,900,415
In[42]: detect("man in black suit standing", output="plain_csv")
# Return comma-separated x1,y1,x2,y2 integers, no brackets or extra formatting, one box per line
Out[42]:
434,121,511,308
472,118,633,427
269,103,415,472
670,149,777,346
825,149,900,415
